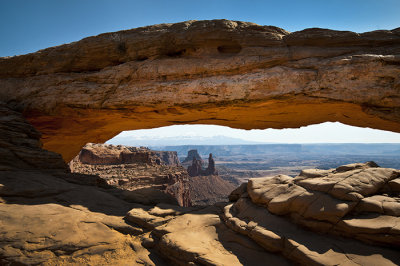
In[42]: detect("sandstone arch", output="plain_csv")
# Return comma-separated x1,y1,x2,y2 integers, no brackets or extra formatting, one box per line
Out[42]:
1,20,400,161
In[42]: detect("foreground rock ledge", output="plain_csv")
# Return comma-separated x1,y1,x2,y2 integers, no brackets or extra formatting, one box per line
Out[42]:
1,20,400,161
126,162,400,265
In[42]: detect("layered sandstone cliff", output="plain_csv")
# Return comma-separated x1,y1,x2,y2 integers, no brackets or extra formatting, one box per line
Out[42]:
70,143,191,207
0,20,399,161
75,143,180,166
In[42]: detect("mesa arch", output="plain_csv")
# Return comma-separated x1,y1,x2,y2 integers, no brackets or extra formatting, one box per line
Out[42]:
0,20,399,161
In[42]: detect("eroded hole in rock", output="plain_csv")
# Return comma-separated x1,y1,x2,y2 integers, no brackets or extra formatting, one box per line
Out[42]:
69,122,400,208
136,55,148,61
165,49,186,57
217,44,242,54
117,42,127,53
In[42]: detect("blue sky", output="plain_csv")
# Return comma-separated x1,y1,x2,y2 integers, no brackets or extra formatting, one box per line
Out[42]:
1,0,399,56
1,1,399,143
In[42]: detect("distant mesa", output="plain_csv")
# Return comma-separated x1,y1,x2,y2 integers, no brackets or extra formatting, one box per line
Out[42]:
182,149,203,163
76,143,181,166
70,143,191,207
187,151,218,177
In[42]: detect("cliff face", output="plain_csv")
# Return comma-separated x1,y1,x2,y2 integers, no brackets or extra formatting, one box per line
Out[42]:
70,143,191,207
0,20,399,161
0,102,67,171
77,143,180,166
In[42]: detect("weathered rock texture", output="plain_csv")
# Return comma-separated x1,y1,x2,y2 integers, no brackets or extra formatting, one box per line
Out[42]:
0,102,67,171
222,162,400,264
0,104,164,265
77,143,180,166
123,162,400,265
126,203,291,265
205,153,218,175
0,20,399,161
70,143,191,207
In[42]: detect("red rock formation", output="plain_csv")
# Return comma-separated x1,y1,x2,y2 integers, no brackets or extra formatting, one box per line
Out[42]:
226,162,400,249
187,153,218,177
204,153,218,176
70,143,191,207
125,162,400,265
187,157,203,177
77,143,180,166
0,20,399,161
0,102,67,171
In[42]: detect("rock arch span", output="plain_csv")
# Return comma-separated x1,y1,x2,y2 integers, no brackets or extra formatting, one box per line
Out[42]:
1,20,399,161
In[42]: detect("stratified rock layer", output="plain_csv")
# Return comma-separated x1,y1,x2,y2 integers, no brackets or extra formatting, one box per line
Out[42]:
78,143,181,166
221,162,400,265
0,102,66,171
70,143,191,207
0,20,399,161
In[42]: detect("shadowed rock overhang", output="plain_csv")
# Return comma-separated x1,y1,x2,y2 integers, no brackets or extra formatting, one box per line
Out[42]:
0,19,400,161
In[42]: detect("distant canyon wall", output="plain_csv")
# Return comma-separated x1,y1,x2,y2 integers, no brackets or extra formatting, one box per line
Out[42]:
77,143,180,166
70,143,191,207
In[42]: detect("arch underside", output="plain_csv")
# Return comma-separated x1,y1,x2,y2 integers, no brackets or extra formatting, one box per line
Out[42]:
27,98,400,162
